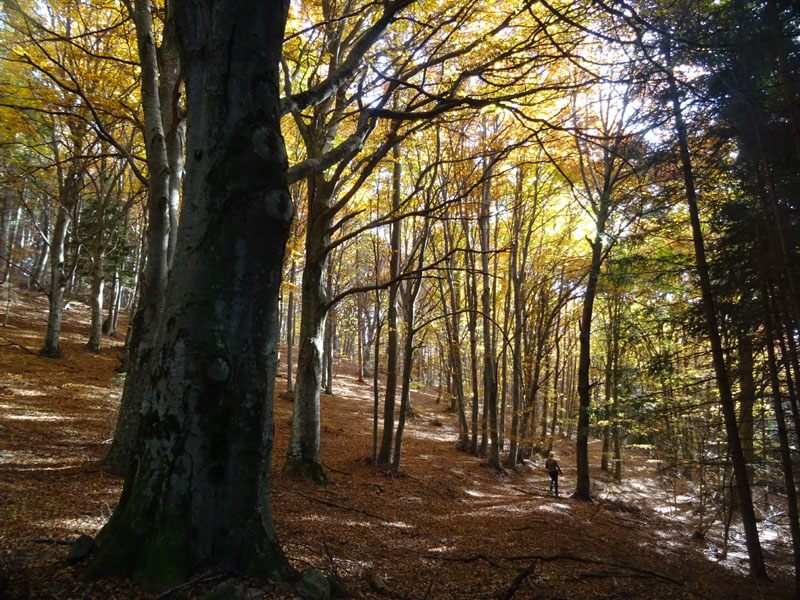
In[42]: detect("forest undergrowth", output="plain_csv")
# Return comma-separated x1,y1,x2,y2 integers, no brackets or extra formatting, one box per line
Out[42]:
0,286,794,599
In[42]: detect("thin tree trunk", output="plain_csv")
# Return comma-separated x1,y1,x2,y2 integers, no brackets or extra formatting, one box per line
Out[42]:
0,189,13,283
87,165,113,353
737,332,756,479
287,259,295,393
665,44,766,577
30,207,50,291
479,161,501,470
575,227,604,500
372,286,382,466
356,293,365,383
41,127,84,358
286,177,332,481
393,214,429,471
756,226,800,591
439,224,469,449
378,145,402,465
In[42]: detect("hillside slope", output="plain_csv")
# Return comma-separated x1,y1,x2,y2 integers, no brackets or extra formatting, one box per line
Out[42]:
0,287,793,598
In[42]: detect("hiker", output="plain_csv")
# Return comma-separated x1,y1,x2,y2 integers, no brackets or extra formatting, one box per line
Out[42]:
545,451,563,496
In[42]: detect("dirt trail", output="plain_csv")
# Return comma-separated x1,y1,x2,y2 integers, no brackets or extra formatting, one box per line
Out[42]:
0,287,793,598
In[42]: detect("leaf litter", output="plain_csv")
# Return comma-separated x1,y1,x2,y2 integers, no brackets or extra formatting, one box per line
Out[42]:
0,288,794,599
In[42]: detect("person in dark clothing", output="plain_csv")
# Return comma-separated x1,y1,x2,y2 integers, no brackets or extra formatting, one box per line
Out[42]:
545,451,563,496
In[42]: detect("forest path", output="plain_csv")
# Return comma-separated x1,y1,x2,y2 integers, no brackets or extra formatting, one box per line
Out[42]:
0,287,793,598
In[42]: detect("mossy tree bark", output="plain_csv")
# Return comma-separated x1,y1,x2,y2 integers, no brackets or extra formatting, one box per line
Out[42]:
88,1,293,589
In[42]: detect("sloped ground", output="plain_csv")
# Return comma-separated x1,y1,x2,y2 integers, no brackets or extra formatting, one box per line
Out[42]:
0,286,794,599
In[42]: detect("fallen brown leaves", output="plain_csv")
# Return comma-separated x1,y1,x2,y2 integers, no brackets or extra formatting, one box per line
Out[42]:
0,286,795,599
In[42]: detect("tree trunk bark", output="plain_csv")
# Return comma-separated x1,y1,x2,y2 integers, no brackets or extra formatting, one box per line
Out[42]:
372,286,382,465
463,226,480,456
575,229,604,500
30,207,50,291
439,225,470,449
478,162,501,470
393,215,429,471
393,289,416,471
89,1,293,588
0,189,13,283
105,0,178,474
87,170,111,353
103,268,120,337
41,127,84,358
756,226,800,591
41,201,70,358
157,4,184,270
286,259,295,393
86,240,105,353
378,146,402,465
323,263,334,396
356,292,365,383
286,177,332,481
736,332,756,479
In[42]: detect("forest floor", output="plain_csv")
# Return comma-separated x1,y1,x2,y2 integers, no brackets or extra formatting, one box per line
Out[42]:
0,285,795,599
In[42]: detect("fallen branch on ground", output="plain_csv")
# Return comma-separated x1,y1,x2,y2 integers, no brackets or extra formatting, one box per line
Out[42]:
154,571,226,599
366,568,412,599
0,336,36,355
298,491,389,523
499,560,537,600
505,553,682,586
421,553,502,568
326,466,353,477
426,551,683,588
509,520,550,530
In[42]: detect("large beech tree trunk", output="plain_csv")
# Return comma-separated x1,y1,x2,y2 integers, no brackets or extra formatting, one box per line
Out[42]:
88,1,293,588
